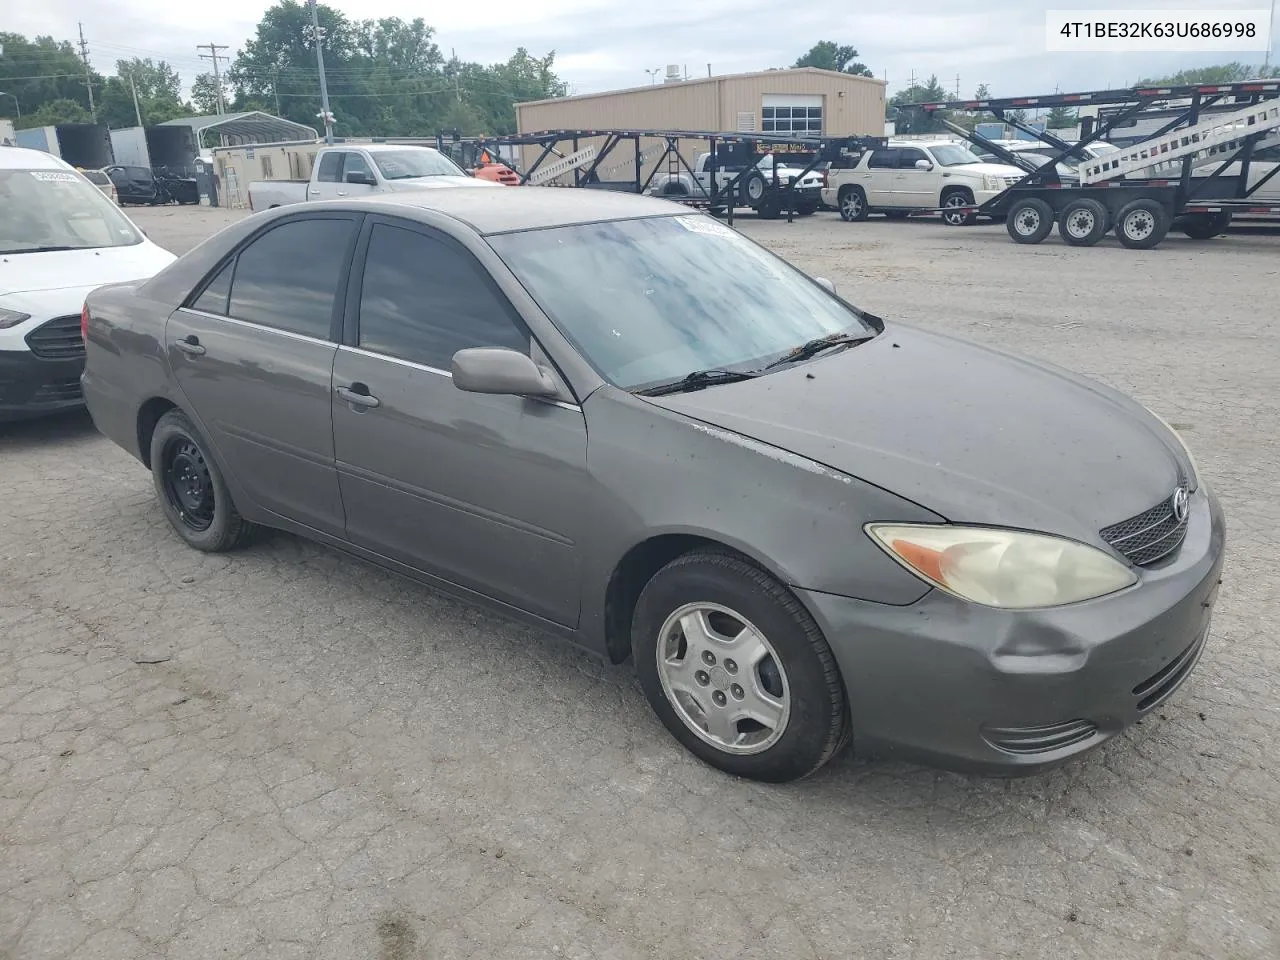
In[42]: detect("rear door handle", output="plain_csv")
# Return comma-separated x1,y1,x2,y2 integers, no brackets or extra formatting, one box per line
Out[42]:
174,336,206,357
336,384,380,409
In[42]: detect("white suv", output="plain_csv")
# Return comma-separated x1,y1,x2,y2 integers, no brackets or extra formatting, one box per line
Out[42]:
822,140,1026,225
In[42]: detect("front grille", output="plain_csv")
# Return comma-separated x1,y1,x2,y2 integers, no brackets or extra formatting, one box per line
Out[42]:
1100,492,1189,566
30,379,83,403
24,315,85,360
981,719,1099,755
1133,630,1207,712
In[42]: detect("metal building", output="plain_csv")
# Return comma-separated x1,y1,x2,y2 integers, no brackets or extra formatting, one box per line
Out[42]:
513,67,885,180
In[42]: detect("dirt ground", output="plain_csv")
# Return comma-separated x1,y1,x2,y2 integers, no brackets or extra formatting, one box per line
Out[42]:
1,202,1277,960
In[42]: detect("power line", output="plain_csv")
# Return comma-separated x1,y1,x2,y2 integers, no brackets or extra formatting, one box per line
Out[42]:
196,42,230,115
77,22,96,121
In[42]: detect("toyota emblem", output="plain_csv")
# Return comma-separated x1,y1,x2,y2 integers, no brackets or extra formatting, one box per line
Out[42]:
1172,487,1189,523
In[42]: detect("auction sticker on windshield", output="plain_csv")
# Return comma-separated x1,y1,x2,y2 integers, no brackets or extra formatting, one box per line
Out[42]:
674,215,736,238
30,171,80,182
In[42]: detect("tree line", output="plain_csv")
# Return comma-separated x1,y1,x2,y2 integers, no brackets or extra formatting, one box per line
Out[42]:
0,1,567,137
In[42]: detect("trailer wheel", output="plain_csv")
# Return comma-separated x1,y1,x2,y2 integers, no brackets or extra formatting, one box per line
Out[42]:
941,188,977,226
1057,198,1109,246
1178,211,1233,239
1114,199,1169,249
838,186,869,222
1005,197,1054,244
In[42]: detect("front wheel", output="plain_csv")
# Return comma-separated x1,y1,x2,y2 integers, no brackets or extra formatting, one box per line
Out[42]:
632,550,849,782
941,190,977,226
150,409,259,552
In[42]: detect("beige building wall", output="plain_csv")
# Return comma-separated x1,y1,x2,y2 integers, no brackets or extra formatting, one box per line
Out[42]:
514,68,885,185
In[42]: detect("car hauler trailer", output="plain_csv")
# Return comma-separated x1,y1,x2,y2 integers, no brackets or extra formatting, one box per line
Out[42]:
905,80,1280,249
478,128,885,225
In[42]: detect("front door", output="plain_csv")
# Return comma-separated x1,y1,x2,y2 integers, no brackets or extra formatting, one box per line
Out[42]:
167,213,360,536
340,151,378,198
892,147,937,207
331,217,589,626
864,149,899,206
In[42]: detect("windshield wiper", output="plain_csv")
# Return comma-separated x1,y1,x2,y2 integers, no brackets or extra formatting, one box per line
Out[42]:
634,368,760,397
763,332,873,370
0,245,77,254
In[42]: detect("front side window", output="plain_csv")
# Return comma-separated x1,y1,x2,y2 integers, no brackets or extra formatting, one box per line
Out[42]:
489,215,876,392
897,148,928,169
225,218,354,339
0,168,144,254
357,222,528,370
344,152,374,181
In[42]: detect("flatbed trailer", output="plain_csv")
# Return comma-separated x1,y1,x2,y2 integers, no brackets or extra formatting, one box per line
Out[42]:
477,128,885,225
905,80,1280,249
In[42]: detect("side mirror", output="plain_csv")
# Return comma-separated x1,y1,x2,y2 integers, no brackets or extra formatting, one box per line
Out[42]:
814,277,836,294
346,171,377,186
452,347,559,398
915,159,934,171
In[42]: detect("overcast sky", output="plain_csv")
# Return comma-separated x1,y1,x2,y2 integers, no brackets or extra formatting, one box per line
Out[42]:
10,0,1278,101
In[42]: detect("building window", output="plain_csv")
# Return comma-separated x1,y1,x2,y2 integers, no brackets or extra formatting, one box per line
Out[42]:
761,104,822,137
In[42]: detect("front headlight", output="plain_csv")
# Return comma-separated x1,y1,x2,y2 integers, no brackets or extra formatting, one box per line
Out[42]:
1142,405,1199,489
866,524,1137,609
0,307,33,330
982,174,1001,191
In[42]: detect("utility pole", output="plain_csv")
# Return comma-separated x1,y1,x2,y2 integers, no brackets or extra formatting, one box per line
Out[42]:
307,0,334,143
129,72,144,126
451,48,461,102
77,23,96,122
955,74,961,98
272,65,281,115
196,42,230,115
1263,0,1276,73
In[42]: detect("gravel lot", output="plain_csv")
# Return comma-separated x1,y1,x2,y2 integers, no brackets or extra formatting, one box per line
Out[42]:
2,203,1277,960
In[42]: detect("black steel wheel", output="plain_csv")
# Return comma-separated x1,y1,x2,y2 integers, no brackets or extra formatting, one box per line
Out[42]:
1114,198,1170,250
1005,197,1054,244
1057,198,1109,246
1179,210,1233,239
150,409,259,552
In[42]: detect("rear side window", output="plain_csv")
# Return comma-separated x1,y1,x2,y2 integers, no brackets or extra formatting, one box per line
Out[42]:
868,150,899,169
192,260,233,315
225,218,355,339
316,152,343,183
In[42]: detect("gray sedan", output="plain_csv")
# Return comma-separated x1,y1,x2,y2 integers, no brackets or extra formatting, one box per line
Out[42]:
81,189,1225,782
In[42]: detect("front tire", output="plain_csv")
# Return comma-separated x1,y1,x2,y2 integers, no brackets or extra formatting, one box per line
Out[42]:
941,188,977,226
632,550,849,782
150,409,259,552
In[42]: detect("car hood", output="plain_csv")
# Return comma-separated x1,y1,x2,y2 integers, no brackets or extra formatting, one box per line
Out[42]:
0,242,176,297
382,176,502,191
644,325,1186,541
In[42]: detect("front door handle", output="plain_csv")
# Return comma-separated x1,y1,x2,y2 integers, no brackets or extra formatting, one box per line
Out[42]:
336,384,380,409
174,336,206,357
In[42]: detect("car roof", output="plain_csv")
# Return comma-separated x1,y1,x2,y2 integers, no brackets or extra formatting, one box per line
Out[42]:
336,142,444,153
356,187,689,235
0,146,74,171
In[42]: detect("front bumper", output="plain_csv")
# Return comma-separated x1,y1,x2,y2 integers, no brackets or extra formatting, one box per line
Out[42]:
0,349,86,422
799,484,1226,775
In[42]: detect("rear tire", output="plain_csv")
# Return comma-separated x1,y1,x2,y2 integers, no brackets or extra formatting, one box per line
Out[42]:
632,549,849,782
756,197,782,220
1114,199,1169,249
838,186,869,222
740,171,767,206
150,409,259,553
1057,198,1109,246
1006,197,1055,244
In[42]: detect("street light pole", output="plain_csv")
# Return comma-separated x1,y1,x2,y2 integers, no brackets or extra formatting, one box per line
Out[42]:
0,91,19,119
307,0,334,143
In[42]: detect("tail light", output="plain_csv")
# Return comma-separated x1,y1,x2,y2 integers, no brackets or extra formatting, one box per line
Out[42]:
80,302,90,342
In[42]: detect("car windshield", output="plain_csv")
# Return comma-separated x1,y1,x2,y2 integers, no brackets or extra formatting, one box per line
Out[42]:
0,169,143,254
371,149,466,180
488,214,876,391
931,144,983,166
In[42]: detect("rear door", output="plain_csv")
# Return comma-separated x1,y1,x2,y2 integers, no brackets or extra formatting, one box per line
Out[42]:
330,216,589,625
167,212,361,536
864,149,898,206
308,151,345,201
127,166,157,203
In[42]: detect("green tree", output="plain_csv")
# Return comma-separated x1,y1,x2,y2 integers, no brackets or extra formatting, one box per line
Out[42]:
793,41,873,77
1140,62,1279,84
888,74,952,133
97,58,191,127
18,97,92,128
1045,105,1077,129
973,83,990,100
190,74,224,114
0,32,99,123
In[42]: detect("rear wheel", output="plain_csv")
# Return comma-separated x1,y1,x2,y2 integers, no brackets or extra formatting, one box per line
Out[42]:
662,182,690,198
150,409,259,552
941,188,977,226
1057,198,1109,246
632,550,849,782
1114,199,1170,249
740,171,767,206
1179,210,1233,239
1006,197,1055,244
838,186,869,222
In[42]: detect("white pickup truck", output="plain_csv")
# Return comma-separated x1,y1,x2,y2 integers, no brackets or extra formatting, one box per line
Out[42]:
649,151,824,218
822,140,1026,225
248,143,498,210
